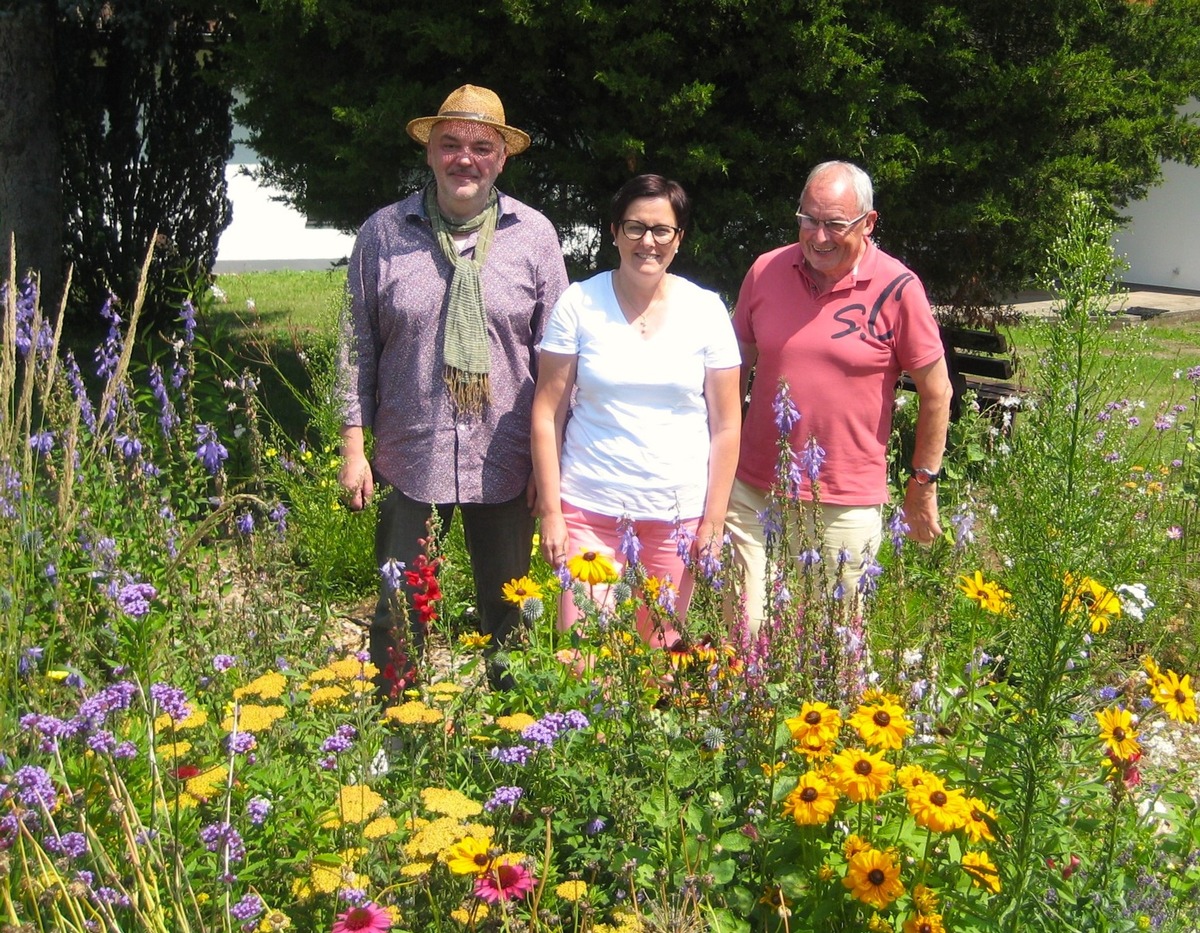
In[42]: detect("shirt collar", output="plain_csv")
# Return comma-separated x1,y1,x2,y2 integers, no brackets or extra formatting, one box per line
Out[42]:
795,238,879,293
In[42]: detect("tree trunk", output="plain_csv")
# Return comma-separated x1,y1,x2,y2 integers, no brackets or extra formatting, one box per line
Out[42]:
0,1,63,297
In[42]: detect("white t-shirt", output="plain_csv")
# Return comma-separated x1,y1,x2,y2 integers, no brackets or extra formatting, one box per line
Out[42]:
539,271,740,520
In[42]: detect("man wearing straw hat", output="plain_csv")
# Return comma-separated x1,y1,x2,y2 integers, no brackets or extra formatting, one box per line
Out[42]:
338,84,568,694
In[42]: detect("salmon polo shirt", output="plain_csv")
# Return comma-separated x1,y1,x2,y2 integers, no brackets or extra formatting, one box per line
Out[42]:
732,239,944,506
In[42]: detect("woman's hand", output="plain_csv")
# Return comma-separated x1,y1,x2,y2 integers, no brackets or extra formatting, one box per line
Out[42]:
692,519,724,565
539,511,571,568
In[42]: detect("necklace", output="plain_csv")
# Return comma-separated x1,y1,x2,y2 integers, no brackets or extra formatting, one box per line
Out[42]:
613,273,666,335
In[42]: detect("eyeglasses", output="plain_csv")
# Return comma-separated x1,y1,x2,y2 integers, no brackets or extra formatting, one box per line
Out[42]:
618,220,683,245
795,210,871,237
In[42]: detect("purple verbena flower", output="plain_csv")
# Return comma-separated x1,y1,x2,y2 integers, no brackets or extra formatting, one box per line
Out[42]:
246,796,271,825
13,765,58,810
149,683,191,722
226,732,257,755
230,893,263,923
489,744,534,766
199,821,245,863
44,831,88,860
485,785,524,812
235,512,255,536
116,582,157,619
213,654,237,673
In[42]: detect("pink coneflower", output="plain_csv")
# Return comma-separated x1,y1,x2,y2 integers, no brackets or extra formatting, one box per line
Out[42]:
331,902,392,933
473,859,536,904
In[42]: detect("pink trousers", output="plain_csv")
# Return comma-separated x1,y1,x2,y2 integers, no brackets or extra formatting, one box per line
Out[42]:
558,501,700,647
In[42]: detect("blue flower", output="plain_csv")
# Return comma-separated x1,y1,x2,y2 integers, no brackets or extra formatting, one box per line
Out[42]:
773,382,801,434
195,423,228,475
616,515,643,567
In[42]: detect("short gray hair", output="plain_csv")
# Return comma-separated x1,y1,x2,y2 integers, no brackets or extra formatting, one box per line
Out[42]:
800,161,874,213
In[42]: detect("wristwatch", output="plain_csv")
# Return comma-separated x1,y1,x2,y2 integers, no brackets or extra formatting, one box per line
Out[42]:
909,467,942,486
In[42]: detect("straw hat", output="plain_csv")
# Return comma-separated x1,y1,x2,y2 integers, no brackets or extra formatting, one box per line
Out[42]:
406,84,531,155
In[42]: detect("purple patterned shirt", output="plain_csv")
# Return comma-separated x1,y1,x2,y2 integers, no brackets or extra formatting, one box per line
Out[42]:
340,189,568,504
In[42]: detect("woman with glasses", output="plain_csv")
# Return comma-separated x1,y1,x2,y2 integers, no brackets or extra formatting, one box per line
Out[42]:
531,174,741,645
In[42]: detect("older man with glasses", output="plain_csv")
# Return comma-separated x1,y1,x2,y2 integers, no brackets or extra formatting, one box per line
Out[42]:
725,160,952,636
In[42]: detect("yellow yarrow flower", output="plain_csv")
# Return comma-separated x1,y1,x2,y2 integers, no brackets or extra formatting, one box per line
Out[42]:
312,656,379,683
400,861,433,878
567,549,619,585
324,785,386,826
182,764,228,802
308,685,349,707
385,700,443,726
221,704,286,733
502,576,543,606
495,713,537,732
404,816,473,858
159,740,192,760
421,787,483,820
233,671,287,700
556,880,588,902
154,707,209,732
450,904,490,924
364,816,399,839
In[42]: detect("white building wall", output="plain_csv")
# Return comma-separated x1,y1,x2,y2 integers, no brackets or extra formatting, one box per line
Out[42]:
213,122,356,272
1113,99,1200,292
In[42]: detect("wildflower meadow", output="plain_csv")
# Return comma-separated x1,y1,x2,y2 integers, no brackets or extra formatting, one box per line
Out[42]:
3,194,1200,933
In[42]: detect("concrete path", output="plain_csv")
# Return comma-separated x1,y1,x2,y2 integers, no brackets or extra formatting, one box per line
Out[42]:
1007,284,1200,323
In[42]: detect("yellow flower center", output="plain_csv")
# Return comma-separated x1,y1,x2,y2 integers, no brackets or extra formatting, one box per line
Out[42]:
931,791,947,806
854,759,873,776
873,710,891,727
583,551,598,561
868,868,886,886
805,711,822,724
800,787,818,802
1113,727,1126,741
1176,689,1188,704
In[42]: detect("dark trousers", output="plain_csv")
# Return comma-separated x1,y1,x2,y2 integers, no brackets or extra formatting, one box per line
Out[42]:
371,488,534,692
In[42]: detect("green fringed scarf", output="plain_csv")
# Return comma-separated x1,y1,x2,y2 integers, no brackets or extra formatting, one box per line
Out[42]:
425,182,499,415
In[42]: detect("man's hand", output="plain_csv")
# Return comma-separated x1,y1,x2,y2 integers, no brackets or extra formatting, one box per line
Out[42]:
902,479,943,544
339,452,374,511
